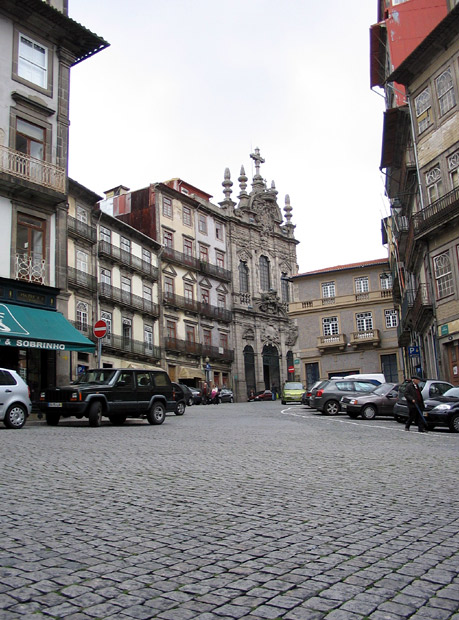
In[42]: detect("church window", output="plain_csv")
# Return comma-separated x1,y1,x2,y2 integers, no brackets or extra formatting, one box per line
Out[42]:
239,261,249,293
259,256,270,291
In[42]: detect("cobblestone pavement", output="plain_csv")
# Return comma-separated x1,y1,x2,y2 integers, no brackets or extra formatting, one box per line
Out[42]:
1,402,459,620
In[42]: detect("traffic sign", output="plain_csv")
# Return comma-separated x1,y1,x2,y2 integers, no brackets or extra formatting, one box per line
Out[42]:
93,319,107,339
408,345,420,357
288,365,295,373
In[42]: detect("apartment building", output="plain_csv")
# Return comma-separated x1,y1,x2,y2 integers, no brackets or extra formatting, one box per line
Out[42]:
376,3,459,383
289,259,401,387
0,0,108,397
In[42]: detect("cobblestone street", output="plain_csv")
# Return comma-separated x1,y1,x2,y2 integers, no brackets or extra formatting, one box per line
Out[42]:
1,403,458,620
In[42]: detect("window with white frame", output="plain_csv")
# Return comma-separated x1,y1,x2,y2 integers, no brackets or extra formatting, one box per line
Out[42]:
121,277,131,302
76,250,88,273
385,309,398,328
183,205,192,227
215,221,224,240
100,268,111,285
322,316,339,336
434,252,454,299
448,151,459,188
142,248,151,264
162,196,173,218
217,293,226,308
199,245,209,262
259,256,270,290
143,285,152,302
163,230,173,248
101,311,112,338
436,67,456,116
415,87,432,133
18,33,48,89
380,273,393,289
100,226,111,243
144,325,153,352
120,237,131,253
76,301,89,331
322,281,335,298
198,214,207,234
76,205,88,224
426,165,443,203
356,311,373,332
355,276,369,294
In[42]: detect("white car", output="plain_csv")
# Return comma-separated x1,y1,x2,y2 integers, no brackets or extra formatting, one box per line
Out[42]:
0,368,32,429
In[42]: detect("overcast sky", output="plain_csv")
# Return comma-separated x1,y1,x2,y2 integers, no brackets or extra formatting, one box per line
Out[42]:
68,0,388,274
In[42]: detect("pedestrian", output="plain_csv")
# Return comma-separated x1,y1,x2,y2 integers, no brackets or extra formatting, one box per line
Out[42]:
271,385,276,401
404,375,428,433
211,384,219,405
202,382,208,405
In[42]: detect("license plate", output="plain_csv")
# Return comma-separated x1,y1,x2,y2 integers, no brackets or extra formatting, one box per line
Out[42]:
48,402,63,408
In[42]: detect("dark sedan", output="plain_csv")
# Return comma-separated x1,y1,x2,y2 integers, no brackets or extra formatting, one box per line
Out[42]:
340,383,399,420
394,386,459,432
218,388,234,403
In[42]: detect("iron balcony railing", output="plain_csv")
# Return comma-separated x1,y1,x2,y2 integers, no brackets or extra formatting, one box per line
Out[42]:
99,282,159,316
412,283,433,331
99,240,159,280
162,246,232,282
68,216,97,243
201,344,235,362
15,252,46,285
164,337,202,356
163,292,232,322
413,186,459,235
68,267,97,291
101,334,162,360
0,144,66,194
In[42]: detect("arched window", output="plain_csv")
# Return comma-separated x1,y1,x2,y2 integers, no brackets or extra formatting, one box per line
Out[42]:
259,256,270,291
76,301,88,331
239,261,249,293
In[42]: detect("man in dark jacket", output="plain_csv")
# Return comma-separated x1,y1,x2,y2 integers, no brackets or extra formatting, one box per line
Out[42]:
404,375,428,432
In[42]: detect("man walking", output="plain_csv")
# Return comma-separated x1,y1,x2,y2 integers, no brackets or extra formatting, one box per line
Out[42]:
405,375,428,433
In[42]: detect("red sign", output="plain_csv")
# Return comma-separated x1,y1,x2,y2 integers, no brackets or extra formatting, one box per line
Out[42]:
288,366,295,373
93,319,107,339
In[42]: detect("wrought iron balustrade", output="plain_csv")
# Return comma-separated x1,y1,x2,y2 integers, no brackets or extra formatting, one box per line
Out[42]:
67,216,97,242
0,145,65,194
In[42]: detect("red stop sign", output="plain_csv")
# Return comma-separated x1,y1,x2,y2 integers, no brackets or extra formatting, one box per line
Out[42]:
288,366,295,373
93,319,107,339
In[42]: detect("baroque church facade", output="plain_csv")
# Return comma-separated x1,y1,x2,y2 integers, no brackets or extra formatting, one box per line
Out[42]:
219,149,299,401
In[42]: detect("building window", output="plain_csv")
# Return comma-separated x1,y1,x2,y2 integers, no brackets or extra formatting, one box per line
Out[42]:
217,293,225,308
434,252,454,299
448,151,459,188
436,67,456,116
16,213,45,283
101,311,112,338
201,288,210,304
164,276,174,298
16,118,45,160
122,318,132,348
322,316,338,336
143,285,152,302
426,165,443,203
100,226,111,243
198,214,207,234
76,301,88,331
380,273,393,289
199,245,209,262
76,205,88,223
185,324,195,342
259,256,270,290
415,87,432,133
76,250,88,272
162,196,173,218
17,33,48,89
239,261,249,293
184,283,194,302
183,238,193,257
356,311,373,332
142,248,151,264
166,320,176,339
322,281,335,298
144,325,153,352
215,221,224,240
163,230,173,248
216,251,225,269
120,237,131,253
100,268,111,285
183,206,192,227
219,333,228,349
203,328,212,346
121,276,131,302
355,276,369,294
281,273,290,303
385,309,398,328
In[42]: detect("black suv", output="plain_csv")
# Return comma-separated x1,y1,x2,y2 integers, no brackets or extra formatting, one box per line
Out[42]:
38,368,185,427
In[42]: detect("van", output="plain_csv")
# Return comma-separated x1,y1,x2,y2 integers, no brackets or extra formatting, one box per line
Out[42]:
330,373,385,386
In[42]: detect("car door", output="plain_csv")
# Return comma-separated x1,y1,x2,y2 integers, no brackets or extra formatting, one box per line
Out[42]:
135,371,154,413
381,386,398,415
152,371,174,410
108,370,136,413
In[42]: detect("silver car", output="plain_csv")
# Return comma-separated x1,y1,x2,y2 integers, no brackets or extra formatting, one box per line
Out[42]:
0,368,32,429
309,379,376,415
393,379,454,422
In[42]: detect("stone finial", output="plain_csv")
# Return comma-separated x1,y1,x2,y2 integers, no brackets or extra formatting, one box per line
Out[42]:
284,194,293,224
238,165,248,198
269,180,278,198
222,167,233,201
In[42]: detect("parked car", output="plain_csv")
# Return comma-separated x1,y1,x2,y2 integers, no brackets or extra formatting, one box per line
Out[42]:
189,386,202,405
172,383,191,413
39,368,184,426
340,382,399,420
176,383,195,407
301,380,324,407
249,389,273,401
0,368,32,429
393,385,459,431
281,381,306,405
309,379,376,415
218,388,234,403
392,378,453,422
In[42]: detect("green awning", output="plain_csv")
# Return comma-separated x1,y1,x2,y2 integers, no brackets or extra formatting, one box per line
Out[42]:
0,303,95,352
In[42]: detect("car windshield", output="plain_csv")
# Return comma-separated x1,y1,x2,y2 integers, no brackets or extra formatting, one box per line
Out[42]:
353,381,377,392
372,383,396,396
75,370,116,384
285,382,303,390
443,387,459,398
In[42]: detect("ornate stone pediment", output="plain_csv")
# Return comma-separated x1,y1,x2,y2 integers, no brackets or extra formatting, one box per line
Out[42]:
285,322,299,347
256,290,287,316
260,322,280,347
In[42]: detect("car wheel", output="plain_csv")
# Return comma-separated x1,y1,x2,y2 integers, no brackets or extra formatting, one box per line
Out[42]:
324,400,340,415
361,405,377,420
108,415,126,425
281,400,286,405
348,413,359,419
4,403,27,429
88,401,103,427
449,413,459,433
230,397,234,403
175,401,186,416
187,397,194,407
147,402,165,425
45,412,60,426
394,415,404,423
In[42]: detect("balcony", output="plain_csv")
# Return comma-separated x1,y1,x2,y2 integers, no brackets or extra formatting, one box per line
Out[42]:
99,240,159,280
289,289,394,315
162,246,232,282
392,213,409,255
68,216,97,243
412,284,433,332
163,292,232,322
349,329,381,348
15,253,46,285
164,337,202,356
400,287,415,331
0,144,65,195
201,344,234,363
99,282,159,316
317,333,347,354
397,321,411,347
101,334,162,361
413,186,459,237
68,267,97,291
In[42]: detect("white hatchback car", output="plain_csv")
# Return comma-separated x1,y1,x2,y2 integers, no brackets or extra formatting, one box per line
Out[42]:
0,368,32,429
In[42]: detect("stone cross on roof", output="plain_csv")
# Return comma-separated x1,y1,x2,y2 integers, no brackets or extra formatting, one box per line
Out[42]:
250,147,265,177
